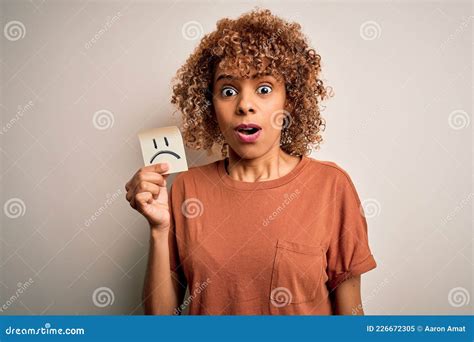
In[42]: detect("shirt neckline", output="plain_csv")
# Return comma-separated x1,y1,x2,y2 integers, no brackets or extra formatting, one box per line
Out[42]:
216,154,310,191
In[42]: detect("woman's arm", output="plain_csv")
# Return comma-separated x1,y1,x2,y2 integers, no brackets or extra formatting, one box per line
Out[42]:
330,275,364,315
142,228,186,315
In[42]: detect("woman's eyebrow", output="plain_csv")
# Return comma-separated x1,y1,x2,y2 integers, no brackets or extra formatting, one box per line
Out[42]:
215,73,273,83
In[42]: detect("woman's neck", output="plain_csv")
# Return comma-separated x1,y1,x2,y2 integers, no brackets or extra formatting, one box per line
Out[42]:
225,147,300,182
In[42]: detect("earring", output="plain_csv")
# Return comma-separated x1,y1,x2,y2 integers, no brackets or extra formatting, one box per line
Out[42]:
221,142,229,158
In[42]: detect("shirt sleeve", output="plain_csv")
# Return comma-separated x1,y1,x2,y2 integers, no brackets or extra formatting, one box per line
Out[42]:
167,177,187,288
326,170,377,292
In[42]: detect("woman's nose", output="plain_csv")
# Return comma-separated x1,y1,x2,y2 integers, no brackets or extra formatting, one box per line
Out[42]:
236,91,256,115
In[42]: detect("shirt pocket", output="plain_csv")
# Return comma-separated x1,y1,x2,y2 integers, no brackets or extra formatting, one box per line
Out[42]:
269,239,324,311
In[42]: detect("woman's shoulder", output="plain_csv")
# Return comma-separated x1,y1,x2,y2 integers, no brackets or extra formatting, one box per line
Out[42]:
305,156,363,197
305,156,352,181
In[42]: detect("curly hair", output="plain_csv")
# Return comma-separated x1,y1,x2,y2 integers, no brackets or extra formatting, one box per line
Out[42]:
170,7,333,158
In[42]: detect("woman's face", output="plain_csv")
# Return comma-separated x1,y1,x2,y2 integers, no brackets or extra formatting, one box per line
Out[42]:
211,62,290,159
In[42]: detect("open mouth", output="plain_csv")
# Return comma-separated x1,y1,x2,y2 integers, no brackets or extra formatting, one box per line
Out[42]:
236,127,261,135
234,127,262,143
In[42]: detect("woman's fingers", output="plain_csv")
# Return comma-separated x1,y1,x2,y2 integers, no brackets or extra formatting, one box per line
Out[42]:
135,192,153,207
136,181,161,196
124,163,171,228
128,181,161,206
125,163,170,211
128,171,166,191
142,162,169,174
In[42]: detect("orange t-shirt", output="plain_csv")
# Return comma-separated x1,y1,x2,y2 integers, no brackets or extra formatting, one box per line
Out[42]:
167,155,377,315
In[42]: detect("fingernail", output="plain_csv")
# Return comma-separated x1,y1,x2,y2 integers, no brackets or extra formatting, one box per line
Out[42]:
163,163,169,170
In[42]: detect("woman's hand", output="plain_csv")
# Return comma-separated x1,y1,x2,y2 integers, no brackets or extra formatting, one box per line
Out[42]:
125,163,171,231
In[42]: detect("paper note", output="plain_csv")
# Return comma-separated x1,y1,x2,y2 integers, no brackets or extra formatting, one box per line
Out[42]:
138,126,188,174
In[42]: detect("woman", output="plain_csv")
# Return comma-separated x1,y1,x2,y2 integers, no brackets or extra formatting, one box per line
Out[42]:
125,8,377,315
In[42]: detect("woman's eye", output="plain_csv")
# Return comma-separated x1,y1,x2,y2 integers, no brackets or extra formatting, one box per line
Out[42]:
257,85,272,95
221,87,237,97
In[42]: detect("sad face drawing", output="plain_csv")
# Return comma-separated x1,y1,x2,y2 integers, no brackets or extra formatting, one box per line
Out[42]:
138,126,188,174
149,136,182,164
